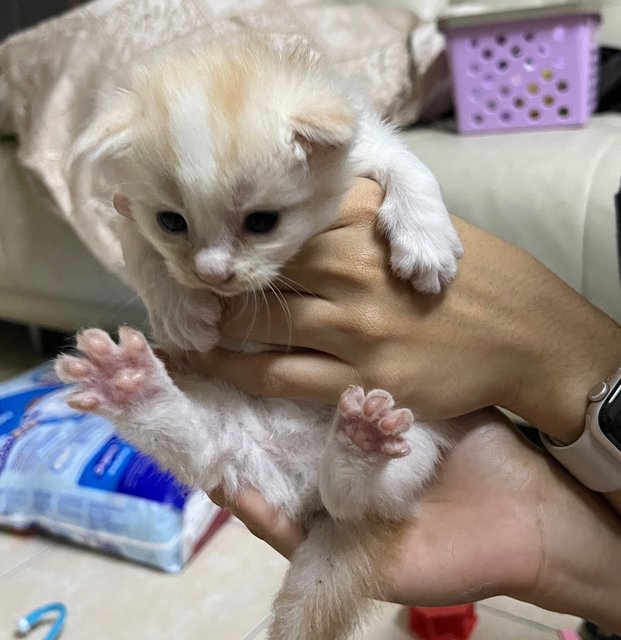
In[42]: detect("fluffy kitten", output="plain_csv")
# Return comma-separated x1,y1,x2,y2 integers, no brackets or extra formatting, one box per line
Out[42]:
56,38,463,639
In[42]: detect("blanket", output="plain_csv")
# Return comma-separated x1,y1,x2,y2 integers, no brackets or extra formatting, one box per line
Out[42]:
0,0,451,276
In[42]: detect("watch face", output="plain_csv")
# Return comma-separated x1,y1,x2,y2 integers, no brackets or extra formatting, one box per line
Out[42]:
599,379,621,450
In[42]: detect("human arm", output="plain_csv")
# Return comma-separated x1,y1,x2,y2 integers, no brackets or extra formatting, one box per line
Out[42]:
212,409,621,633
197,179,621,513
197,178,621,446
195,178,621,626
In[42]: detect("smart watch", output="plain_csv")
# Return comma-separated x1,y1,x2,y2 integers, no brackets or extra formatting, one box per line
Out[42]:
541,366,621,492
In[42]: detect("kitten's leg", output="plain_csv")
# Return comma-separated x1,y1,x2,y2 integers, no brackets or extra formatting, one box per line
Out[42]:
117,224,222,352
319,386,451,521
55,327,223,490
352,114,463,294
268,514,396,640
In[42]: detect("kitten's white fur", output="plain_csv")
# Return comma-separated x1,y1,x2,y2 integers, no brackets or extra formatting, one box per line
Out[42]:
57,38,463,639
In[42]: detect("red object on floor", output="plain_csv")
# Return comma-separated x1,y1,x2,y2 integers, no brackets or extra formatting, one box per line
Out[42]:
408,604,478,640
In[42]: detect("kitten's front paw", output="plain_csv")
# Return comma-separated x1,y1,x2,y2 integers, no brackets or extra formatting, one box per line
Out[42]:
389,223,463,295
336,386,413,458
55,327,169,419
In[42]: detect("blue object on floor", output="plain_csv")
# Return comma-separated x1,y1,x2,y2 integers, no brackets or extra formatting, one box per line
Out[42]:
16,602,67,640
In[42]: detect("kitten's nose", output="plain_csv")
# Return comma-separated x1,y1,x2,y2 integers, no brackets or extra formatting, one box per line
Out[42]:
194,249,235,285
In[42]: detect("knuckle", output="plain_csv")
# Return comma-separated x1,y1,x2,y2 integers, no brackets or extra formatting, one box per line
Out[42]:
259,358,289,395
347,304,387,343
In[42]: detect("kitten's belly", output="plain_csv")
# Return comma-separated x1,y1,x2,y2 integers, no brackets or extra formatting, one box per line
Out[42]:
180,373,333,514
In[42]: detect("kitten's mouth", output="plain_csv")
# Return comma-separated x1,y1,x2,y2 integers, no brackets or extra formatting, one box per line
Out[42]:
200,281,252,297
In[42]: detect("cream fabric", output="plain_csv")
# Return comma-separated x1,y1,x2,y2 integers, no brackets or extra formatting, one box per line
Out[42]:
1,113,620,332
0,140,145,331
403,113,621,323
0,0,450,277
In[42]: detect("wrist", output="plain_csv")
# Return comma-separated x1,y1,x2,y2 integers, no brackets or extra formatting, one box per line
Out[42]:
509,482,621,634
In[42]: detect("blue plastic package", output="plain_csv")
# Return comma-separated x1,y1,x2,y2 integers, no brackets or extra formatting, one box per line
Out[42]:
0,363,226,572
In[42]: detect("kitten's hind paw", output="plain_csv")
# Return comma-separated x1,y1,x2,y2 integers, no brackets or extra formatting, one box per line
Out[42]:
55,327,171,418
336,386,413,458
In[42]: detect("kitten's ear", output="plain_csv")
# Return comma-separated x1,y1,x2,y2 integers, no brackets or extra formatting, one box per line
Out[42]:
112,192,133,218
68,89,139,167
290,98,356,157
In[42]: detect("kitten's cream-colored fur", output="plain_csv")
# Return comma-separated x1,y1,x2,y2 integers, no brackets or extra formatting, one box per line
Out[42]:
57,38,463,639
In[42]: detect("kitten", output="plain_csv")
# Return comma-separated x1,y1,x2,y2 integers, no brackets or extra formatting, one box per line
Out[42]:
56,38,463,639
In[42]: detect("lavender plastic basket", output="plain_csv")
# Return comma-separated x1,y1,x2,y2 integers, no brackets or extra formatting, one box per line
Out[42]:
440,4,601,134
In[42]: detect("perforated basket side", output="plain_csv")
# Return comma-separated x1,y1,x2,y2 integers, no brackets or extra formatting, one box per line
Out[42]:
445,13,600,133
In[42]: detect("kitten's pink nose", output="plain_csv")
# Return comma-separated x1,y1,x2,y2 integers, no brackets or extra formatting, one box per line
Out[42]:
194,249,235,286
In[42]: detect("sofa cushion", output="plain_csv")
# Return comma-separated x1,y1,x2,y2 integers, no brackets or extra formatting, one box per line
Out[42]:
404,113,621,322
0,140,145,331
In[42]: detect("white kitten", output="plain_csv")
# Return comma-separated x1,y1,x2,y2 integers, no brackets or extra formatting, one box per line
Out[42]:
56,38,463,639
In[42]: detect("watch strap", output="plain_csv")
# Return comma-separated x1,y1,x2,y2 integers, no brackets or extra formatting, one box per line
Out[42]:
541,428,621,492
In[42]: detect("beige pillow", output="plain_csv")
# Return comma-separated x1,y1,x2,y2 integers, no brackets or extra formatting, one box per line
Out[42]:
0,0,450,276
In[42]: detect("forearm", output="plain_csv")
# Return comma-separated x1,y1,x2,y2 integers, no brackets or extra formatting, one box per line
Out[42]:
511,482,621,634
506,265,621,445
502,262,621,516
457,215,621,516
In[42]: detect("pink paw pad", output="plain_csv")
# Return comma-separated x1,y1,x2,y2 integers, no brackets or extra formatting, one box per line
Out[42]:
54,327,164,416
336,386,413,458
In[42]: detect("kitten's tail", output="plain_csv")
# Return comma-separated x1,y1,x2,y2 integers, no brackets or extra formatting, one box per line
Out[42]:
267,514,402,640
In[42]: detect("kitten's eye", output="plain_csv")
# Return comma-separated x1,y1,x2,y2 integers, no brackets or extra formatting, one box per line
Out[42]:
244,210,279,234
157,211,187,234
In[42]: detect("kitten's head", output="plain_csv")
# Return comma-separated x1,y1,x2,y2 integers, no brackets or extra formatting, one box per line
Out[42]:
75,40,357,295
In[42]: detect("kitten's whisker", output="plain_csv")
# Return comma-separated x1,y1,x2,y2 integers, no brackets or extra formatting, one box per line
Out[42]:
260,286,273,332
230,291,251,322
268,280,293,352
239,289,259,351
275,275,316,299
99,293,143,326
239,292,252,319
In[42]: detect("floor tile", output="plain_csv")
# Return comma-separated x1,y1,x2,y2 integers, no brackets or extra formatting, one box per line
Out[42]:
0,531,54,578
473,606,559,639
239,600,562,640
482,596,581,631
363,603,414,639
361,602,559,639
0,520,288,640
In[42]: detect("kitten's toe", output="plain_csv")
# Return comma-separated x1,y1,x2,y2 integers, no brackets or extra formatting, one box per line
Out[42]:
337,385,365,419
378,408,413,436
410,266,443,295
389,224,463,295
55,355,93,382
118,326,150,358
335,388,412,459
361,389,395,420
76,328,118,361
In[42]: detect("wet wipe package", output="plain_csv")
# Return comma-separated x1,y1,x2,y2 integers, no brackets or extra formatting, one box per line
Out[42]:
0,363,227,571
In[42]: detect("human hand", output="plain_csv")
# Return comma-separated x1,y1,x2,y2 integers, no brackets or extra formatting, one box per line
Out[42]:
212,410,621,633
194,178,621,445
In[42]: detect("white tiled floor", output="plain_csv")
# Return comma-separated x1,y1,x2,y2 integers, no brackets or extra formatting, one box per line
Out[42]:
0,321,581,639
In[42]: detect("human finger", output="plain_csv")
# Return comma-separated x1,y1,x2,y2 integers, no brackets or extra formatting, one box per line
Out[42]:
210,486,305,558
220,294,339,351
191,348,357,404
276,178,384,295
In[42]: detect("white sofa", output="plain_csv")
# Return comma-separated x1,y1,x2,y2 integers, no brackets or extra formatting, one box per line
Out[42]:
0,1,619,334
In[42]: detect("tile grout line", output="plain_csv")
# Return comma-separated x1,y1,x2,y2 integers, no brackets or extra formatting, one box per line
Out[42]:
478,602,567,634
0,546,54,584
240,614,272,640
